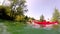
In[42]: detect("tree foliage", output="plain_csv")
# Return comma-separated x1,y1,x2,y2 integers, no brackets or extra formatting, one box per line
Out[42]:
0,0,28,22
0,6,14,20
8,0,28,17
51,8,60,23
40,15,44,22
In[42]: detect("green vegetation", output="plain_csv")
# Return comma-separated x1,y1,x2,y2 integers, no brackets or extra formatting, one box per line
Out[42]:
0,0,60,34
51,8,60,23
40,15,44,22
0,0,29,23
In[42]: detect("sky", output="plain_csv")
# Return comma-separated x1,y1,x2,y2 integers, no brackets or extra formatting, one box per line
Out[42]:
0,0,11,6
25,0,60,20
0,0,4,5
0,0,60,20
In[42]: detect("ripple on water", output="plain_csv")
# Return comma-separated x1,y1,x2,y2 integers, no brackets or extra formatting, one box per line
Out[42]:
0,23,11,34
24,25,54,31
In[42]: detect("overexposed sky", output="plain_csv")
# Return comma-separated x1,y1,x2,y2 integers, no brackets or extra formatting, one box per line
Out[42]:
0,0,11,6
26,0,60,20
0,0,4,5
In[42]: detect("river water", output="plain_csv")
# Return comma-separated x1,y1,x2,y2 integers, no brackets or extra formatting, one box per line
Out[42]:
0,23,60,34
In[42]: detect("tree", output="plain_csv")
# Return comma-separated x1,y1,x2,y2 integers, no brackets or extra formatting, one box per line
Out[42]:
15,15,25,22
0,0,28,21
24,16,29,21
40,15,44,22
0,6,14,20
51,8,60,23
8,0,28,17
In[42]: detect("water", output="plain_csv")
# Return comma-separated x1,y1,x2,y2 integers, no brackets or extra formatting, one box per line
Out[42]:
0,23,60,34
0,23,10,34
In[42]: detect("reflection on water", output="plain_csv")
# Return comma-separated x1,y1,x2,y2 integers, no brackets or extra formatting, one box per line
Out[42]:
24,25,52,30
0,23,60,34
26,24,53,30
0,23,11,34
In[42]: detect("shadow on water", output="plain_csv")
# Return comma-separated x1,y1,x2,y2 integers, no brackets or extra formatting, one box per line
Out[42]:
0,23,60,34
